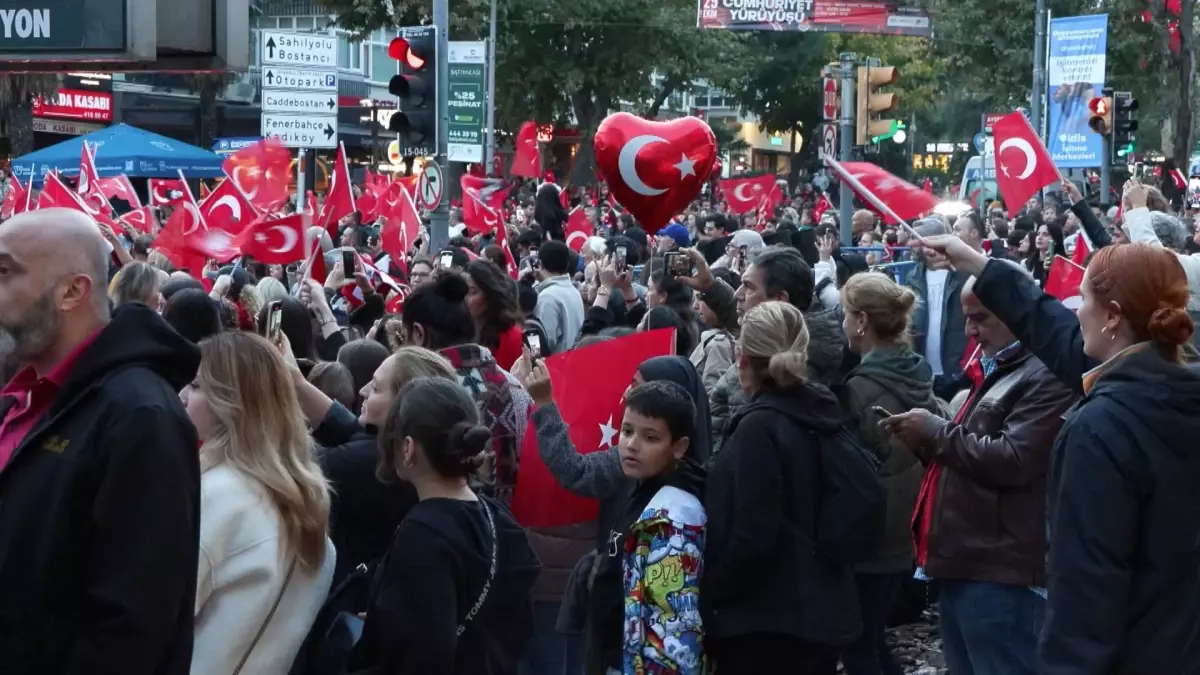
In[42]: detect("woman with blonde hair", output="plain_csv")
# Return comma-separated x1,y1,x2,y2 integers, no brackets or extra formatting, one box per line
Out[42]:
290,344,458,583
109,260,167,310
181,331,334,674
836,272,940,675
702,301,858,674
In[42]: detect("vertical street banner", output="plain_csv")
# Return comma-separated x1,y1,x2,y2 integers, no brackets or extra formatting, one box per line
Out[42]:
447,40,488,164
1047,14,1108,168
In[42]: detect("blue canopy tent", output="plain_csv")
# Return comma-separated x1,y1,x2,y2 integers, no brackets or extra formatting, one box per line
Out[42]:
10,124,225,187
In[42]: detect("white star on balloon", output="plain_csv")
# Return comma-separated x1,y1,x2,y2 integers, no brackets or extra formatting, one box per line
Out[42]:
598,415,617,449
674,154,697,179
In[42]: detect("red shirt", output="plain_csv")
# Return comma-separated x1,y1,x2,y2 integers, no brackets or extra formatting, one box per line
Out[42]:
492,324,525,372
0,330,102,473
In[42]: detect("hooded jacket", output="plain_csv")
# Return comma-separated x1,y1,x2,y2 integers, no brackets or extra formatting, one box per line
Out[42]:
836,346,942,573
0,302,201,675
703,383,860,646
1040,345,1200,675
533,276,584,354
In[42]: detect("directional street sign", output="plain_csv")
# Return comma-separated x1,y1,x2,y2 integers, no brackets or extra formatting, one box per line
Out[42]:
417,161,444,210
446,41,488,164
262,90,338,115
259,31,339,149
261,68,337,93
260,31,338,69
262,114,338,149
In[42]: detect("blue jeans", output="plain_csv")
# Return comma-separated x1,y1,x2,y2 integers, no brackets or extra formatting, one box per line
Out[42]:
938,579,1045,675
517,601,585,675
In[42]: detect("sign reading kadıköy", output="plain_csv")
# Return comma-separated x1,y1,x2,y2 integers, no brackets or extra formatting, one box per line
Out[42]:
0,0,127,52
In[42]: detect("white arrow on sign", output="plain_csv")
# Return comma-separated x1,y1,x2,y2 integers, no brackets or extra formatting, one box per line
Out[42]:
261,68,338,93
418,162,444,209
262,90,339,115
261,113,338,149
261,31,338,69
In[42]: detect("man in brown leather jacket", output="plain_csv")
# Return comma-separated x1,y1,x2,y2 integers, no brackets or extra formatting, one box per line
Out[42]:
884,267,1076,675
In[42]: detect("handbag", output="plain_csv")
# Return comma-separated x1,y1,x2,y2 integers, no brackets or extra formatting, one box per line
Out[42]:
233,557,297,675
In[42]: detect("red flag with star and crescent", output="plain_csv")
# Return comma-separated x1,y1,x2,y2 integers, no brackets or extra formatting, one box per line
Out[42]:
222,137,293,214
825,158,938,225
236,212,307,264
510,328,676,528
98,174,141,207
199,178,258,234
511,121,540,178
565,207,590,253
461,174,507,235
720,174,780,215
991,111,1060,217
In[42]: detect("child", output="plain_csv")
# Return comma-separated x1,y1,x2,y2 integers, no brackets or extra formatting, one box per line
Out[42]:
589,380,707,675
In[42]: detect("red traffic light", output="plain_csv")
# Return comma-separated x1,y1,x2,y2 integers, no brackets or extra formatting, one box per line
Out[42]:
388,37,427,70
1088,96,1109,116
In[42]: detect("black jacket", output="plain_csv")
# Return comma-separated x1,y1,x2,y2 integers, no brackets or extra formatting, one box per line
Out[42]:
971,259,1200,673
0,303,200,675
313,401,418,585
702,383,860,646
905,262,969,398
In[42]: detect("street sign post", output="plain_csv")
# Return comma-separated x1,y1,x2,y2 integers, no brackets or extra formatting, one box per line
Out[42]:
822,77,837,121
821,124,837,158
260,31,339,149
261,114,338,149
446,40,488,163
417,161,444,210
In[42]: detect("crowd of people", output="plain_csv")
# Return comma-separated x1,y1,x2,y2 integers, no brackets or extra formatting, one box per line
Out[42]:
0,165,1199,675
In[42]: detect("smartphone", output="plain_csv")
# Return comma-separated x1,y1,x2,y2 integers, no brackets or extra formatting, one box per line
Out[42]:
341,247,356,274
739,245,748,256
529,250,539,268
523,330,543,359
615,245,628,272
439,250,454,269
664,251,690,278
267,301,283,342
870,405,894,418
1048,238,1056,258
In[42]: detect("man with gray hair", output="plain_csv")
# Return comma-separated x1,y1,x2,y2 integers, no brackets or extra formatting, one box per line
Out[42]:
0,209,201,673
906,217,970,399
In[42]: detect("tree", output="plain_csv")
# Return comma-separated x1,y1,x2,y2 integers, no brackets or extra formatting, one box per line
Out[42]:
184,74,236,149
0,75,60,157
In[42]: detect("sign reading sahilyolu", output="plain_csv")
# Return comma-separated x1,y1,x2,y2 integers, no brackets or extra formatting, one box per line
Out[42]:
0,1,126,51
697,0,932,38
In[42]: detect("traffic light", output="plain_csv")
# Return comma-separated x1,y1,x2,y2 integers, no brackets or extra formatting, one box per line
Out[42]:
1087,89,1113,135
1112,91,1139,162
388,26,438,153
856,64,899,146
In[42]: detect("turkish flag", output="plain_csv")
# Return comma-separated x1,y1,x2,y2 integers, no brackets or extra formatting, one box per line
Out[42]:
825,158,938,225
155,201,208,275
37,172,92,213
720,174,779,215
316,143,356,239
98,175,141,207
236,213,307,264
222,137,293,213
992,112,1060,217
461,175,507,235
307,190,319,217
74,143,117,226
357,189,380,222
1,176,28,220
119,206,156,234
812,193,833,222
493,220,519,279
199,178,258,234
1045,255,1085,311
380,180,421,260
1072,232,1092,268
149,178,186,206
198,180,211,200
509,328,676,527
184,227,240,264
565,207,591,252
511,121,540,178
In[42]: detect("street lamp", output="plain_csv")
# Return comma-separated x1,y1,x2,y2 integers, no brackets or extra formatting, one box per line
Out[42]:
360,98,379,166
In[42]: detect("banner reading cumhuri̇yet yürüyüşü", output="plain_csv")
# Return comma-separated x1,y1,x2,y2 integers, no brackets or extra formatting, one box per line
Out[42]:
697,0,932,38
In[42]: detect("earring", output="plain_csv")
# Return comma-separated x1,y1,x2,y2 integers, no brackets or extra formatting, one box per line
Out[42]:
857,328,865,337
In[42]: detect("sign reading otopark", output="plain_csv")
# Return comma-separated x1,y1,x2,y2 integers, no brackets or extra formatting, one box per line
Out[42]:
697,0,932,38
0,0,127,52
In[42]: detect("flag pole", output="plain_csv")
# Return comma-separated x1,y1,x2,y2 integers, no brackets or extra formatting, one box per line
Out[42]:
176,169,199,205
821,153,924,241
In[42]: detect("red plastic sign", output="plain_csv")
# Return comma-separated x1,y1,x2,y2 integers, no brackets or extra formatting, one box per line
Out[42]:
33,88,113,123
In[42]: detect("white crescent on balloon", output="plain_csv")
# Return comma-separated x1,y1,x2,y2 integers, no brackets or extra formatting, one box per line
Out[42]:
998,138,1037,180
265,224,299,254
617,135,668,197
212,194,243,222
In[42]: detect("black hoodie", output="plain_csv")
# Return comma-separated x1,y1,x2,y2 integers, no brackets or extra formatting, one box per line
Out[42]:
1040,346,1200,675
0,302,201,675
703,382,861,646
349,497,542,675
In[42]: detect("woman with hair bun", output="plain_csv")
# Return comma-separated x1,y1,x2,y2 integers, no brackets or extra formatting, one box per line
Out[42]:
917,236,1200,674
349,377,541,675
702,301,858,673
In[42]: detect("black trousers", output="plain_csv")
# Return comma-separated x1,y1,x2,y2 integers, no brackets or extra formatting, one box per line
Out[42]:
709,633,839,675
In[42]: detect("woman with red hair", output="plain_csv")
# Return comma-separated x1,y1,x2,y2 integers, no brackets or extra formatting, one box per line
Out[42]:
920,236,1200,675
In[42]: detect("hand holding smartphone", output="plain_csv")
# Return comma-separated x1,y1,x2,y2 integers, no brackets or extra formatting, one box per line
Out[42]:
614,245,628,273
267,301,283,343
664,250,691,279
341,247,357,276
523,329,543,360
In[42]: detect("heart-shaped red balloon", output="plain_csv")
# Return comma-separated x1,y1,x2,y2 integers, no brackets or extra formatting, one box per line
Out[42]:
593,113,716,233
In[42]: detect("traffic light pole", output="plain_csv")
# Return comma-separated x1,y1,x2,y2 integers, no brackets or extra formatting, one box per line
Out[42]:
838,51,856,246
1101,135,1111,203
429,0,451,253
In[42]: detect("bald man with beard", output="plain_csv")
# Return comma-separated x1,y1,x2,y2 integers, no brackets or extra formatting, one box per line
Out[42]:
0,209,200,674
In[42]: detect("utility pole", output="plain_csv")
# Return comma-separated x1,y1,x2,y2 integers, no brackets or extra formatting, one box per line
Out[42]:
1032,0,1047,141
1101,135,1111,202
483,0,498,173
430,0,451,252
838,51,856,246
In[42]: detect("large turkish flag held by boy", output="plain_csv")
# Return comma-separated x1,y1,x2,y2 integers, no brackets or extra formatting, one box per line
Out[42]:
510,329,675,528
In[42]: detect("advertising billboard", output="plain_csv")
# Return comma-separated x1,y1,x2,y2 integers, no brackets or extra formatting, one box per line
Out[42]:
697,0,932,38
1046,14,1108,169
